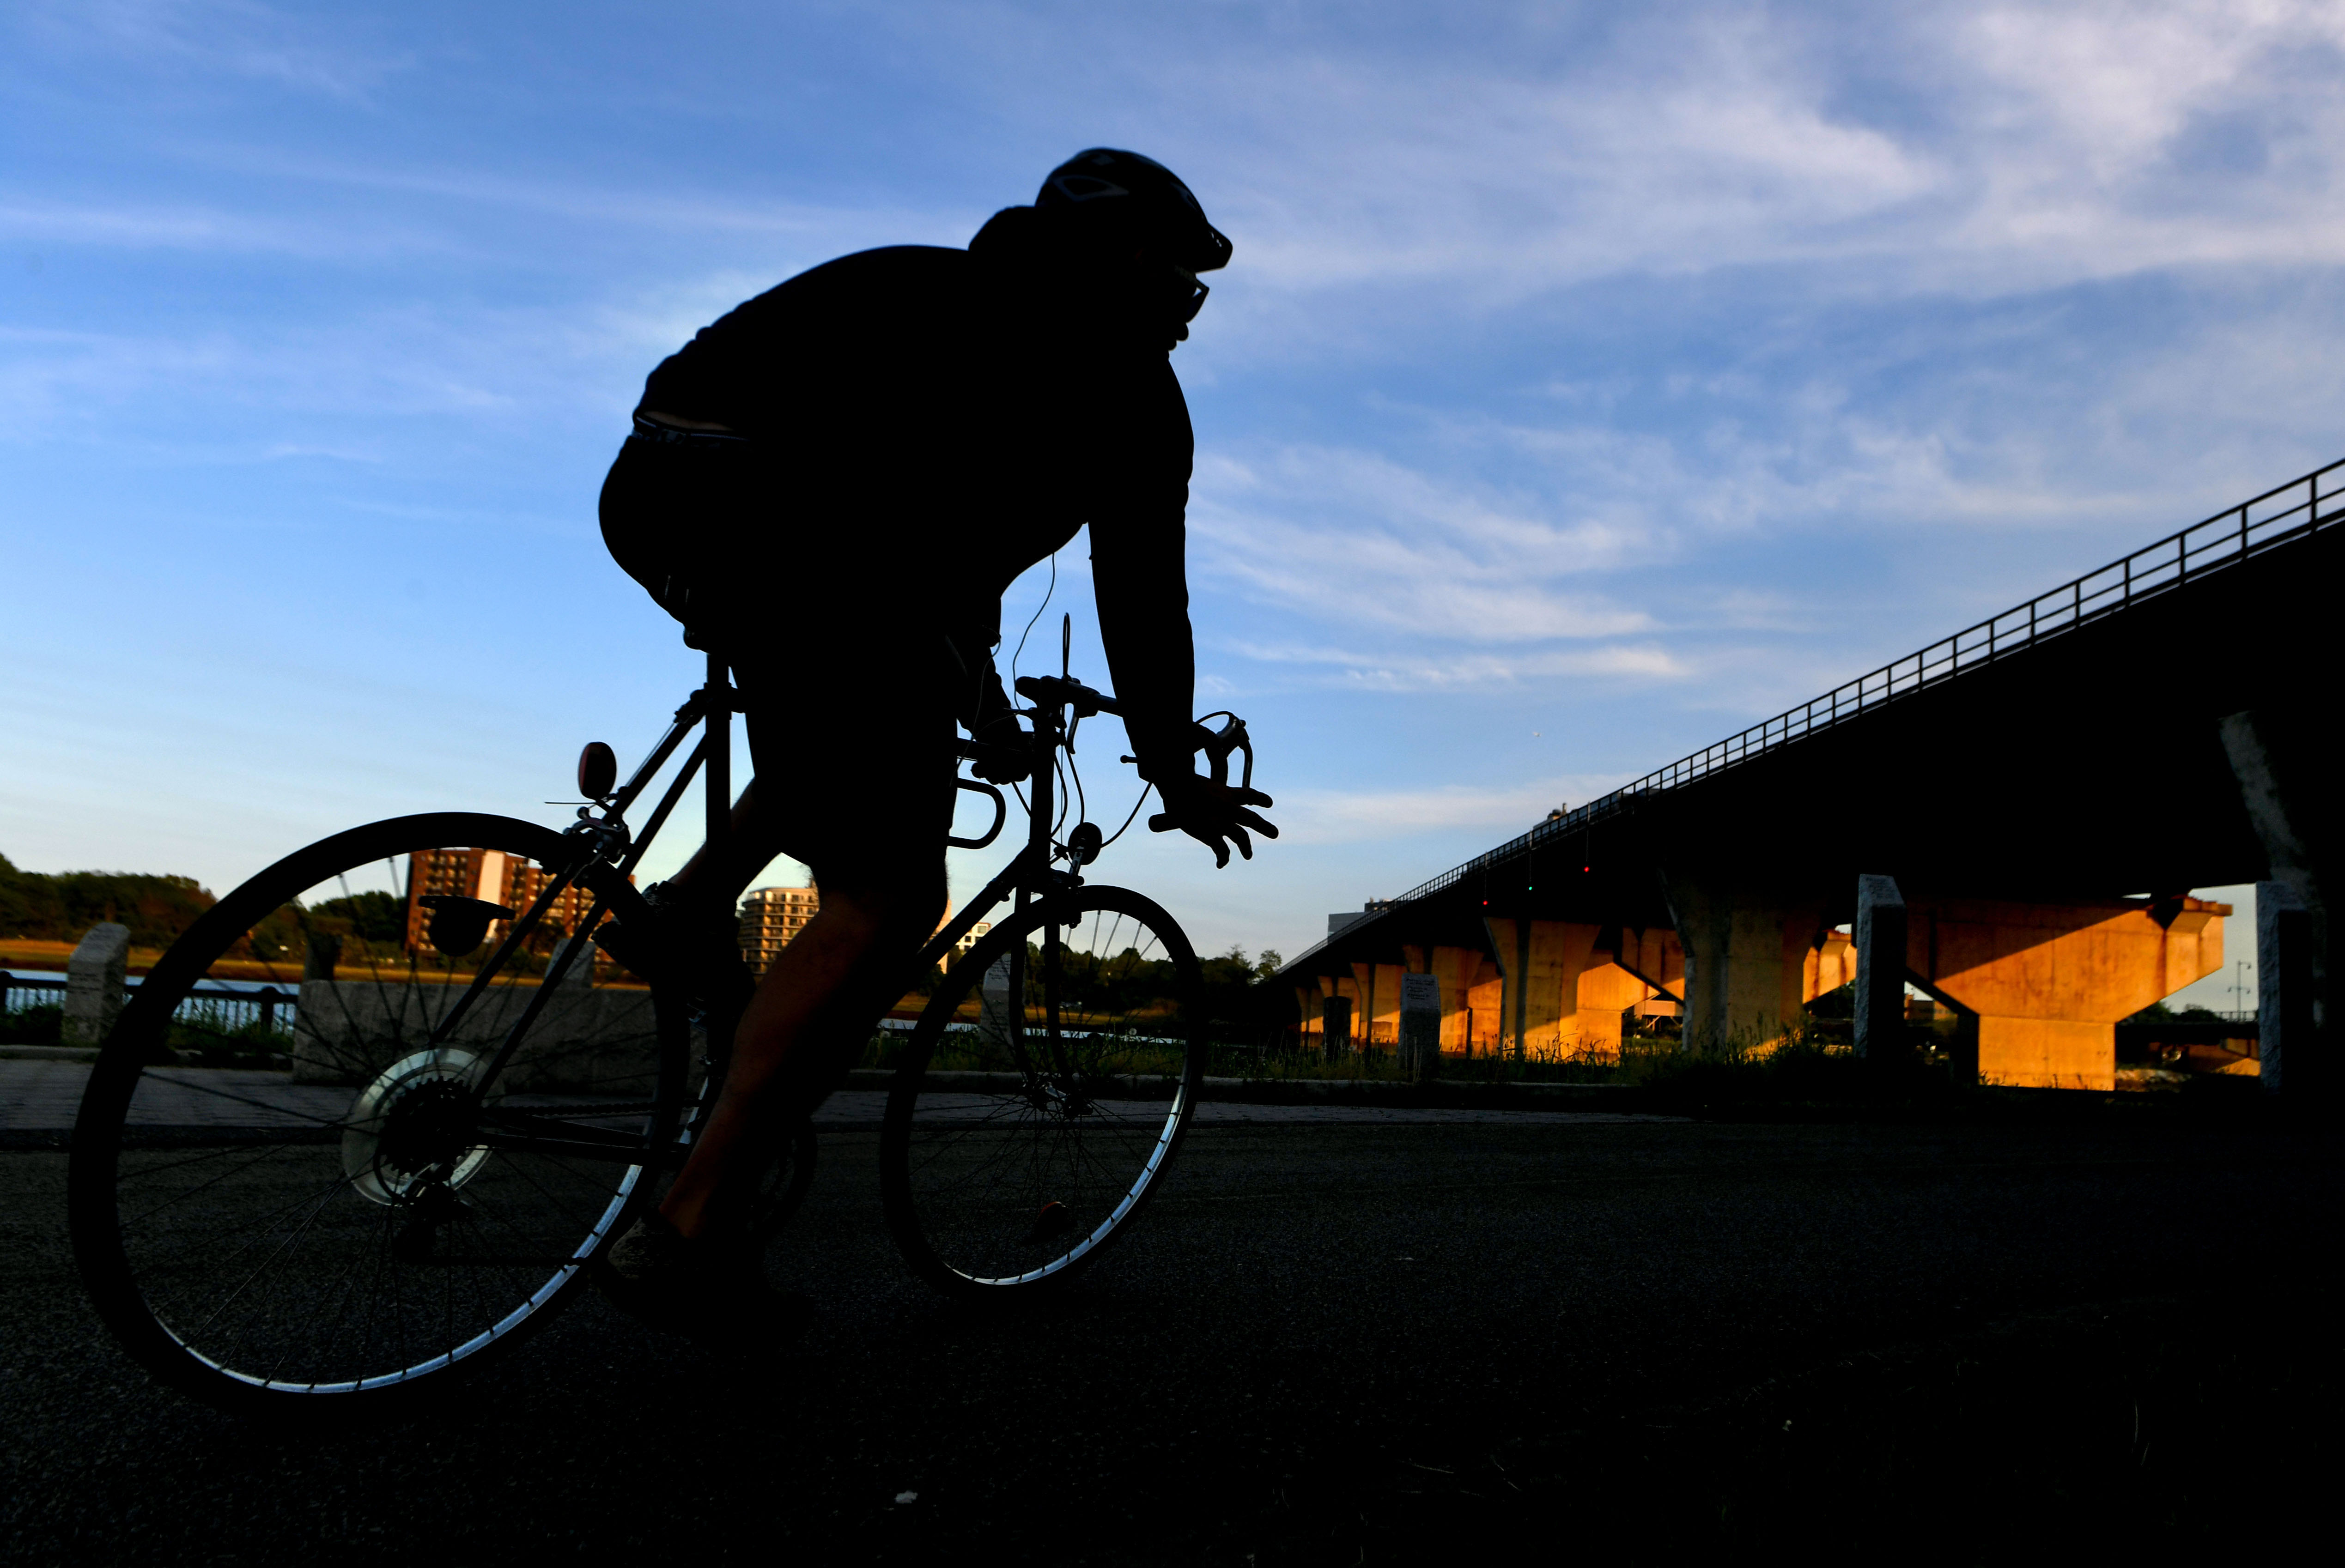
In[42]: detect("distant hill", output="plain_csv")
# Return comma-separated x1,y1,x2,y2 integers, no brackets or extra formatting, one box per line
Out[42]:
0,853,217,948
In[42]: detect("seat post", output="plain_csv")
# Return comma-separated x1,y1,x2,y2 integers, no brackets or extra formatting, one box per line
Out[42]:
705,646,730,864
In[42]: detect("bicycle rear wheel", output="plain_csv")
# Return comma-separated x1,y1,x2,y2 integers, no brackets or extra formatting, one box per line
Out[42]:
880,885,1204,1296
68,813,688,1411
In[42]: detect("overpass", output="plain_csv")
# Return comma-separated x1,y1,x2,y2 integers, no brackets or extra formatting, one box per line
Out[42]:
1279,459,2344,1092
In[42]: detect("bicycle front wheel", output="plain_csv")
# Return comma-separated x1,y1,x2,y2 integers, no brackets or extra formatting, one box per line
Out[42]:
67,813,688,1411
880,885,1204,1296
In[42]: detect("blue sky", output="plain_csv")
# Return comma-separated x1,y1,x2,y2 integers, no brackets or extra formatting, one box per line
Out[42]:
4,1,2339,995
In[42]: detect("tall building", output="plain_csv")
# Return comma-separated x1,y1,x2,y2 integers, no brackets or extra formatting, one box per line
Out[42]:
739,886,819,977
943,912,991,970
736,887,994,980
402,848,623,960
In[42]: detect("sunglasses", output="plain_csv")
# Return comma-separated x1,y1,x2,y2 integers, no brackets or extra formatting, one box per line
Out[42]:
1170,265,1210,323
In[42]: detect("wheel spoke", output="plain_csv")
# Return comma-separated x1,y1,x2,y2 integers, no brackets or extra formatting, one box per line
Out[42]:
72,817,685,1400
883,889,1201,1292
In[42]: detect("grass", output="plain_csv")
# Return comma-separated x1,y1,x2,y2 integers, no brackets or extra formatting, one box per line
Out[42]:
1,1002,63,1046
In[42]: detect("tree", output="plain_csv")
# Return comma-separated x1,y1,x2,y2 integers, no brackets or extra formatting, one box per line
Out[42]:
0,853,216,947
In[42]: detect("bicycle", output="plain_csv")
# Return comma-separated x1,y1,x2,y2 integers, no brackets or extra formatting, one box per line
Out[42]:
67,630,1258,1411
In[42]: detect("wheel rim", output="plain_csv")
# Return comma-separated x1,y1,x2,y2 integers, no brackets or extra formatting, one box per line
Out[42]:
885,890,1202,1289
75,816,682,1396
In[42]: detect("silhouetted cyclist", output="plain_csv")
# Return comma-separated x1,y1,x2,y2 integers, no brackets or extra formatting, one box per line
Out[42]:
593,149,1276,1331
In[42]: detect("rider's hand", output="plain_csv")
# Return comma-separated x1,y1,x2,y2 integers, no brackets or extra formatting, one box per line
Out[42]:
970,716,1033,784
1148,773,1277,869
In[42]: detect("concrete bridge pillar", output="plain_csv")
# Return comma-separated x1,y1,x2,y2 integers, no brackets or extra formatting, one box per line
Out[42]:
1571,959,1646,1057
1482,918,1604,1058
1665,881,1820,1054
1347,961,1403,1051
1319,973,1361,1053
1853,875,1908,1060
1904,894,2228,1090
2259,880,2313,1093
1615,928,1683,1019
1466,955,1503,1054
2223,709,2333,1096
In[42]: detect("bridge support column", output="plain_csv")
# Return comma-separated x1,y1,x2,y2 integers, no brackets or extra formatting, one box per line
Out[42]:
1483,919,1603,1058
2258,881,2313,1093
1466,955,1504,1054
1349,963,1378,1053
1905,895,2228,1090
1665,881,1816,1054
2223,710,2333,1096
1853,875,1908,1060
1616,928,1683,1020
1571,958,1647,1058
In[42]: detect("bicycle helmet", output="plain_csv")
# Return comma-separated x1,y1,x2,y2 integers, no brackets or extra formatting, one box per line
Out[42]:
1036,148,1233,274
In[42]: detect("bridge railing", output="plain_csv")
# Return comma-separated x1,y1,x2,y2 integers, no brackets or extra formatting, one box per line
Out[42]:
1384,456,2345,911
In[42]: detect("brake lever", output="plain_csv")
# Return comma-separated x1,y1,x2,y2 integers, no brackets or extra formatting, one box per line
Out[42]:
1198,714,1252,791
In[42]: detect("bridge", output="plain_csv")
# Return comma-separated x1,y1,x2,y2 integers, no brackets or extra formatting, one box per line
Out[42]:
1278,459,2344,1092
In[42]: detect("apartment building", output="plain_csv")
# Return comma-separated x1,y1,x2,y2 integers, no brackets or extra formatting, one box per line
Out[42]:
739,885,820,978
402,847,623,961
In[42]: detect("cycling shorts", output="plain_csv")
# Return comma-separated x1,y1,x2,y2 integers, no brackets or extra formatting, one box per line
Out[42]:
599,430,963,876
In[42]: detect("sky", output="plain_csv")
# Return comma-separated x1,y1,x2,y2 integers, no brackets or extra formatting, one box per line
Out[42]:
4,0,2339,1004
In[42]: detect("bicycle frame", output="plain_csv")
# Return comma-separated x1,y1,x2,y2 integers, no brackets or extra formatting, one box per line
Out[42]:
437,644,1250,1090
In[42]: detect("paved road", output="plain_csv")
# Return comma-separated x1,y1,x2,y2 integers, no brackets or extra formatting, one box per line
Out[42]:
0,1061,1675,1132
5,1101,2338,1562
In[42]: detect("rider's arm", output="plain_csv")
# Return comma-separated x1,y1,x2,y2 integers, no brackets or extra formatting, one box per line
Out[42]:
1086,366,1277,866
1087,365,1199,784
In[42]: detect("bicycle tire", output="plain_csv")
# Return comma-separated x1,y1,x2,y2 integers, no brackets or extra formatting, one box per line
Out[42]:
67,812,689,1411
879,885,1204,1296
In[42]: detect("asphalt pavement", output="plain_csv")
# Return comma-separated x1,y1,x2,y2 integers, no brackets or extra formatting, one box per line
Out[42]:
4,1099,2338,1563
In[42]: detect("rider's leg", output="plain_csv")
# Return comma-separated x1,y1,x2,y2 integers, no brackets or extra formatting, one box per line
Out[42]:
657,857,945,1241
662,780,790,909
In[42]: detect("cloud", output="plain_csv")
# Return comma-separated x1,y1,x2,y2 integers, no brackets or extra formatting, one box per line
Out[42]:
24,0,413,100
890,0,2345,311
1273,773,1640,847
1230,640,1686,693
1189,445,1662,643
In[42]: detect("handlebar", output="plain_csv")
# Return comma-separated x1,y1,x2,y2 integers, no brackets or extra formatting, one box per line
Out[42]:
1008,676,1255,790
1013,674,1121,717
1010,676,1253,786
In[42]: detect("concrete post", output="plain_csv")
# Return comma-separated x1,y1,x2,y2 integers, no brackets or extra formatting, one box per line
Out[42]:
303,933,342,984
547,937,597,987
1853,875,1907,1060
1399,973,1440,1080
64,923,131,1048
2259,880,2312,1094
980,953,1015,1044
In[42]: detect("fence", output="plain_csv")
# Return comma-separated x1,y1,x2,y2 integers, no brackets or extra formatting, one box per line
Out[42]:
0,973,298,1037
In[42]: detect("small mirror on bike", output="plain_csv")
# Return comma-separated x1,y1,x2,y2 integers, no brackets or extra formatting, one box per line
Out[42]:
577,741,618,800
